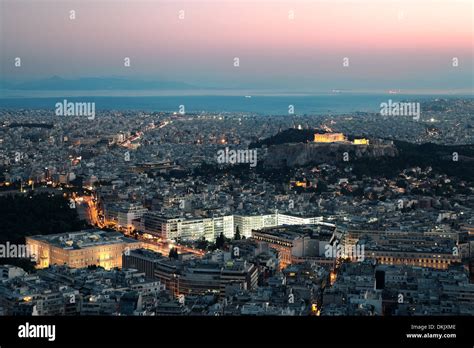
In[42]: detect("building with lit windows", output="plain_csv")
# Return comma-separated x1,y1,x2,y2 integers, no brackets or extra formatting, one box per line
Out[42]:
234,213,327,238
139,212,326,241
178,218,215,241
141,213,233,242
343,229,461,269
234,214,278,238
26,230,142,270
251,226,322,267
142,213,183,240
276,213,325,226
365,247,460,270
212,215,235,239
103,203,148,231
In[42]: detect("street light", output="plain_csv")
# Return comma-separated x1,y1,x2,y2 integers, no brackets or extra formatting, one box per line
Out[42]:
173,274,180,297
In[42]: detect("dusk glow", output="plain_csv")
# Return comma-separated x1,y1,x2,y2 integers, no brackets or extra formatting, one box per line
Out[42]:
1,0,472,93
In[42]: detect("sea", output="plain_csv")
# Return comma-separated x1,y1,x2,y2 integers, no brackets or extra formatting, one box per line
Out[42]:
0,93,471,115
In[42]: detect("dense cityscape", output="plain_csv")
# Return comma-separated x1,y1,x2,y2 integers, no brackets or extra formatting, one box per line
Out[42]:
0,97,473,317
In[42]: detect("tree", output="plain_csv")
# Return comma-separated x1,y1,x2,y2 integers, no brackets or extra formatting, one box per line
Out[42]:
215,232,225,249
234,226,241,240
169,247,179,259
396,179,408,189
196,237,209,250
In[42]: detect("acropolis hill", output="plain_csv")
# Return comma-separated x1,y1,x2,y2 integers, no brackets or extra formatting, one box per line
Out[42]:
264,133,397,167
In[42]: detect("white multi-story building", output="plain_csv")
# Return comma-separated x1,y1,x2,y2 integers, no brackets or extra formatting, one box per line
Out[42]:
178,218,214,241
142,213,183,240
141,212,325,242
117,204,148,229
234,213,325,238
234,214,278,238
105,203,148,230
212,215,234,239
276,213,324,226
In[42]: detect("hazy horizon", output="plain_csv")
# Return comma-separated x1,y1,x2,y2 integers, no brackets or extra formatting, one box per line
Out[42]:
1,0,472,95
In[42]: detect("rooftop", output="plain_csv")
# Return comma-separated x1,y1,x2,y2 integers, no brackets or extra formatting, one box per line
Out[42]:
27,229,139,250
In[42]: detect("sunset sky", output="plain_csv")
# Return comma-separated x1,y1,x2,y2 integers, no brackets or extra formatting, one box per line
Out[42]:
1,0,473,93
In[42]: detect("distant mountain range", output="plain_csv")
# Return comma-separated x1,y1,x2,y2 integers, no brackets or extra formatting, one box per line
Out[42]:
1,76,198,90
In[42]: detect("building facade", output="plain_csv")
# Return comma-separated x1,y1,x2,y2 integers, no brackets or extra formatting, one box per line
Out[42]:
26,230,142,270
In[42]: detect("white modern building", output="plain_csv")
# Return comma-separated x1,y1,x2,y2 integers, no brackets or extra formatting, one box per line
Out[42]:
140,212,326,242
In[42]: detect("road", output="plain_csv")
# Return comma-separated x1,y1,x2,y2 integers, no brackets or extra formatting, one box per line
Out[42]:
80,194,204,257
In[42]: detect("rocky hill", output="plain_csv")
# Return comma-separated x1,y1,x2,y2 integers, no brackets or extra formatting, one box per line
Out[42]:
264,141,398,167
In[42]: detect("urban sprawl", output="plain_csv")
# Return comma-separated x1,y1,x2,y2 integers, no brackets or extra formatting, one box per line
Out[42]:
0,98,473,316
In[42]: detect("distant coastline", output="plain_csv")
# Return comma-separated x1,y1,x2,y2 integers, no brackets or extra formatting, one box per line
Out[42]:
0,94,472,115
